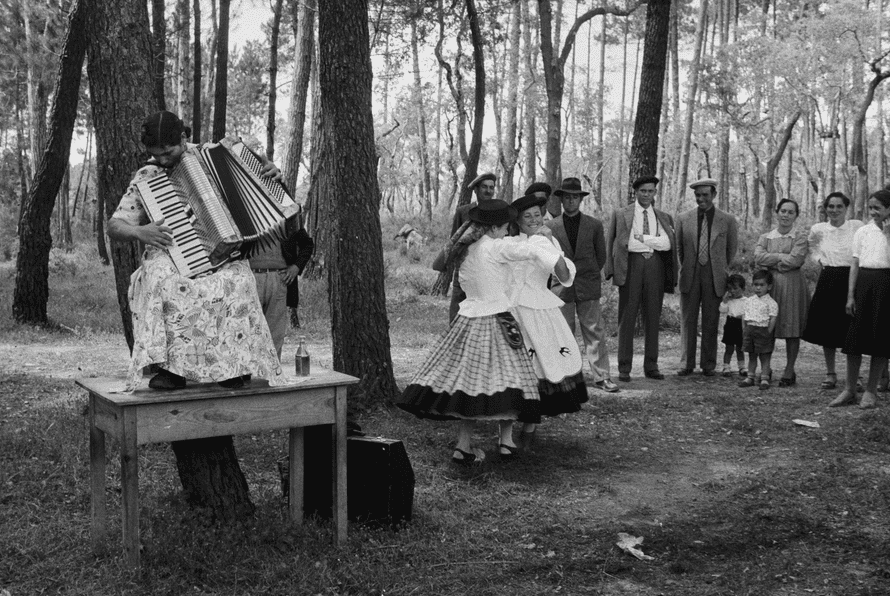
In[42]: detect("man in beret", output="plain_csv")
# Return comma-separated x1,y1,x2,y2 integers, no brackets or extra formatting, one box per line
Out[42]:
434,172,498,322
547,177,618,392
604,175,678,382
675,178,738,377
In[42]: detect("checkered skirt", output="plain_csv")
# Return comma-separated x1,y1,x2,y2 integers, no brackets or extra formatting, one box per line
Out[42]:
397,313,541,422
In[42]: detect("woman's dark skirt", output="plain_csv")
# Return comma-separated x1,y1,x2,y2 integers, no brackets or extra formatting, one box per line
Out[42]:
538,372,588,417
802,266,852,349
843,268,890,358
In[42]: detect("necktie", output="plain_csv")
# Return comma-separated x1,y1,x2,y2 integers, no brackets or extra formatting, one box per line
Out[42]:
642,209,650,236
698,216,710,265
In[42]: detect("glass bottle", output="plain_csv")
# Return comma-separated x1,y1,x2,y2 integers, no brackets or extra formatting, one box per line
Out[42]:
295,335,310,376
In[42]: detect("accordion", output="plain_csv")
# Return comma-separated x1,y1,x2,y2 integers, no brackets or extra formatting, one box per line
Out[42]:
136,138,301,278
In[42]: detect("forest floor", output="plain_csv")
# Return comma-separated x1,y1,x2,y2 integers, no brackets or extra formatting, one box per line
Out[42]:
2,255,890,595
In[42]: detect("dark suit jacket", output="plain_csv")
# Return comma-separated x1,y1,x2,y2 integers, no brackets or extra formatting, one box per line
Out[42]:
604,203,678,294
546,213,607,301
675,207,738,297
281,228,315,308
432,202,476,276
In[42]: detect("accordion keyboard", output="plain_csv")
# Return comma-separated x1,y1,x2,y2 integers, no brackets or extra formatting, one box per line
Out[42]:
137,174,215,278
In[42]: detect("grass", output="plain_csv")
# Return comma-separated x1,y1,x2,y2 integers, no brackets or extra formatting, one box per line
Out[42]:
3,238,890,594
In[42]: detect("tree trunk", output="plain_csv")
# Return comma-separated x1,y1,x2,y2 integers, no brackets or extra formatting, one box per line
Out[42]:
202,0,219,139
538,0,645,215
58,165,72,248
851,69,890,216
283,0,315,191
151,0,167,110
498,0,521,203
627,0,671,204
522,0,537,185
212,0,230,142
266,0,284,160
317,0,398,403
24,4,48,178
175,0,191,118
410,16,432,218
170,438,255,521
677,0,708,196
192,0,202,141
13,0,87,326
596,13,606,206
763,111,800,230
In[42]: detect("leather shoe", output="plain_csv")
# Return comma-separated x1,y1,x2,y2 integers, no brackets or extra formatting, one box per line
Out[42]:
618,373,632,382
702,369,717,377
644,370,665,380
148,369,186,390
595,379,620,393
676,368,694,377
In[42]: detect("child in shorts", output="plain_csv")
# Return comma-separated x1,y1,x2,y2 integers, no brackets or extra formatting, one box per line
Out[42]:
720,273,747,377
739,270,778,390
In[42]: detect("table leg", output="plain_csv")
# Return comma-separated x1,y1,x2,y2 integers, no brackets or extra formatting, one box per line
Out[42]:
332,385,348,545
288,427,304,524
121,408,139,569
89,396,106,554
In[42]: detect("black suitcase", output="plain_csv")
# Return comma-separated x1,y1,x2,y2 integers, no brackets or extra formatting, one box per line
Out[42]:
282,428,415,527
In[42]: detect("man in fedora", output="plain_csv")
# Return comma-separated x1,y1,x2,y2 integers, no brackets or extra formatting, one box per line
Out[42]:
675,178,738,377
604,175,677,382
434,172,498,322
546,177,618,393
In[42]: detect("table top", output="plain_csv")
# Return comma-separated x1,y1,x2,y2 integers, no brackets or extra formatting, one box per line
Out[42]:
76,369,359,406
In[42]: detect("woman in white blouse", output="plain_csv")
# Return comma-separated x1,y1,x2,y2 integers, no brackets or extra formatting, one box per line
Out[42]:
507,192,586,451
802,192,863,390
397,200,571,464
831,190,890,409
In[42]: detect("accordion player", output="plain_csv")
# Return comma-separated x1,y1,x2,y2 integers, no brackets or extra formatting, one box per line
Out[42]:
136,137,301,278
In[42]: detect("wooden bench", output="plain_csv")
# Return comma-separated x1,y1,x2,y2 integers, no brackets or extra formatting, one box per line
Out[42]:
76,369,359,569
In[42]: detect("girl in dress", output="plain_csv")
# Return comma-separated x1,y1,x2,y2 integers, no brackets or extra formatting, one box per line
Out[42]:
831,190,890,409
720,273,747,377
802,192,863,390
508,192,586,451
753,199,810,387
397,200,571,463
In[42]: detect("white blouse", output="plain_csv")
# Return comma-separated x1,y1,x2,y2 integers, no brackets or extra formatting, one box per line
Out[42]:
807,220,863,267
508,234,576,311
458,235,560,318
851,221,890,269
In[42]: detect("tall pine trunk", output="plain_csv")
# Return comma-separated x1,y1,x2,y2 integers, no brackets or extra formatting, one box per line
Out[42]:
13,0,87,325
283,0,315,191
317,0,398,403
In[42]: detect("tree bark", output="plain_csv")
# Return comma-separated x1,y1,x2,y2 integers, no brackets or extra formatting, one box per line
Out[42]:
151,0,167,110
13,0,87,325
627,0,671,204
283,0,315,191
851,68,890,217
175,0,191,117
192,0,202,141
410,15,432,218
212,0,230,142
498,0,522,203
677,0,708,196
264,0,284,160
317,0,398,403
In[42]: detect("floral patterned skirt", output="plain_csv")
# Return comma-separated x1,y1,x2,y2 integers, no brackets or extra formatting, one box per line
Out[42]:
125,250,283,391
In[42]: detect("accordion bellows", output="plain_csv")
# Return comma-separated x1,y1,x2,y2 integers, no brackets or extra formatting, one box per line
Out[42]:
136,138,300,278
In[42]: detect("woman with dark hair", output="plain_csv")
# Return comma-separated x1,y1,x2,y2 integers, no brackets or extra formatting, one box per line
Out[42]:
802,192,863,390
107,111,283,391
753,198,810,386
831,190,890,409
397,200,570,464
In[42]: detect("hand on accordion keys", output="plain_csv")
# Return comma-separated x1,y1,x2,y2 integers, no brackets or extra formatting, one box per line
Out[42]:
139,218,175,249
259,161,282,182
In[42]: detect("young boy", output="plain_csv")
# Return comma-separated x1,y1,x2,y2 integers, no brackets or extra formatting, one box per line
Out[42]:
720,273,747,377
739,270,778,390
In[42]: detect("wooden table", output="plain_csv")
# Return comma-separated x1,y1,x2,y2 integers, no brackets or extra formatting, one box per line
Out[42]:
77,370,358,569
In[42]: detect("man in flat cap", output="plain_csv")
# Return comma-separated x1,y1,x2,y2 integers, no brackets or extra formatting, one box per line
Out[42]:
675,178,738,377
434,172,498,322
547,177,618,392
604,175,678,382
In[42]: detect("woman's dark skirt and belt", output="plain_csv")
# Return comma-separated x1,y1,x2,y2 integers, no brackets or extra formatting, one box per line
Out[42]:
802,265,852,349
397,312,542,423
